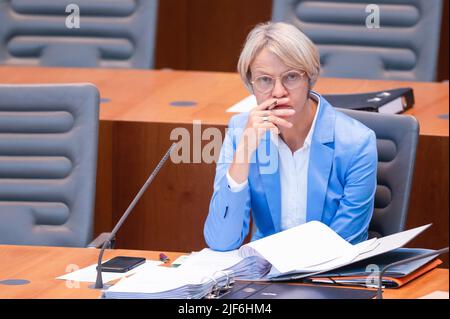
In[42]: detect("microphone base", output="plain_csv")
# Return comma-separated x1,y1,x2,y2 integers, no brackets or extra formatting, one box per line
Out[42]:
88,283,112,290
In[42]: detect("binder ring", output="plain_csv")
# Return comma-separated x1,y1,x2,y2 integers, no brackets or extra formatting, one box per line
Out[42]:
213,270,235,289
200,275,220,299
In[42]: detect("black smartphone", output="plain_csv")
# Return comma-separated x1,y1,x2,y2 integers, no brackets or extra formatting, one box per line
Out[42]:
98,256,146,273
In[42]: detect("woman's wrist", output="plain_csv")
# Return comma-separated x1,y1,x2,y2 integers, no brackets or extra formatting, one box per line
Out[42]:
229,143,252,184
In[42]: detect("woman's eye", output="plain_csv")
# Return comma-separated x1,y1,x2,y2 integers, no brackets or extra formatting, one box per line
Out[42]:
286,73,300,81
259,76,272,84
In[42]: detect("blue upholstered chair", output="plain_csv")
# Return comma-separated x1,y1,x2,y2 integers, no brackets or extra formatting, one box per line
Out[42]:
0,0,159,68
337,108,419,237
0,83,100,247
272,0,443,81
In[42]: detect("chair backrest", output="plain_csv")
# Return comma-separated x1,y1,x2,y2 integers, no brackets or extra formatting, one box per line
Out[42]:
0,0,159,68
272,0,443,81
0,84,99,247
336,108,419,237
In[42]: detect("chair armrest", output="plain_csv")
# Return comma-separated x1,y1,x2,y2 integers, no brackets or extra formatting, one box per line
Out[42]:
87,232,114,249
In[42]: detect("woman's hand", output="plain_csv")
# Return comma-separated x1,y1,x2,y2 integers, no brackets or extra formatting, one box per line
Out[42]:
228,97,295,184
242,97,295,155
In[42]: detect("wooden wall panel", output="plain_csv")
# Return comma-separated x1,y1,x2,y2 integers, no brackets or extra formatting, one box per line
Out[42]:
93,121,114,236
154,0,189,70
112,122,224,252
155,0,272,71
406,135,449,267
155,0,448,80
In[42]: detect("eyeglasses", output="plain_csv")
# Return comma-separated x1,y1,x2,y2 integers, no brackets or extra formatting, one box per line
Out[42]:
251,70,306,94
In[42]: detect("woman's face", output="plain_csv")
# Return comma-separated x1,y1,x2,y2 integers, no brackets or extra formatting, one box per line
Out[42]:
250,47,310,117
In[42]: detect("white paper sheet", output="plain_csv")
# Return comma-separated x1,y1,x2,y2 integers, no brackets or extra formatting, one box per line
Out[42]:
351,224,432,263
56,260,162,283
179,248,243,272
105,262,223,298
226,95,257,113
107,264,206,294
418,291,449,299
239,221,356,273
238,222,431,276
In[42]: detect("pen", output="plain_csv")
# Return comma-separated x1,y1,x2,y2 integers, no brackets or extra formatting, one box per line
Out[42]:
268,99,278,110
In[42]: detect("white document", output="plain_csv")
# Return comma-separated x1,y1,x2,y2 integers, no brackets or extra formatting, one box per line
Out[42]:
351,224,432,263
226,95,257,113
179,248,243,272
106,264,209,294
239,221,361,274
180,248,271,280
238,221,431,278
56,260,162,283
104,249,271,298
104,262,231,299
418,291,449,299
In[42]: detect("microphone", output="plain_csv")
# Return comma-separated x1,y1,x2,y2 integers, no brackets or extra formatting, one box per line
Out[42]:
376,246,449,299
93,142,177,289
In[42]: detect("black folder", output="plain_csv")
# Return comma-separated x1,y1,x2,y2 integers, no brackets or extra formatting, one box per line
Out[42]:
323,87,414,114
220,282,377,299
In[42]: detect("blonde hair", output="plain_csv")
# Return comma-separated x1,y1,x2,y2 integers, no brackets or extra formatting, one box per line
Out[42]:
237,22,320,92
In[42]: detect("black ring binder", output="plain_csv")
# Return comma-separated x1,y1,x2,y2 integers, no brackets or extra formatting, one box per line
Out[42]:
323,87,414,114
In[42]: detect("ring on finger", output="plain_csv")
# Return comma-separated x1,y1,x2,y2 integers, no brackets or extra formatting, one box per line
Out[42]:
262,115,270,123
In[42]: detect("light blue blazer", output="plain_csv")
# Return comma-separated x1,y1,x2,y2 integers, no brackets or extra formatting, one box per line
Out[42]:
204,93,377,251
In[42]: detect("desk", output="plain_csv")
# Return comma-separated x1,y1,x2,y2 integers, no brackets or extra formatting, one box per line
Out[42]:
0,245,448,299
0,66,448,264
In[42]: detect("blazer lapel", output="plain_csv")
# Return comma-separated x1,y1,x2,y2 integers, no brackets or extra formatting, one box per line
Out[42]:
307,97,336,222
257,131,281,233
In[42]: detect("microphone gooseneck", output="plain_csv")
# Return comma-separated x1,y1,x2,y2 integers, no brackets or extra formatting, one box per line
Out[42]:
94,142,177,289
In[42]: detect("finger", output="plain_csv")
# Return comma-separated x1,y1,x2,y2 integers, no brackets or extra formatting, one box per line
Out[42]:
267,115,293,128
254,108,295,118
268,97,291,110
252,111,293,128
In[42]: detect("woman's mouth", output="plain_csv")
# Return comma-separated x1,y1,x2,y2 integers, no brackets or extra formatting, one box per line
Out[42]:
272,104,293,110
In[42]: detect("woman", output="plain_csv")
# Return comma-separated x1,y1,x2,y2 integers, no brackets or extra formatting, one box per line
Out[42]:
204,22,377,251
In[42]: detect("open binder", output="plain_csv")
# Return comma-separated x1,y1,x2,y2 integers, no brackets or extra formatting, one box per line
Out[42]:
102,221,433,299
102,250,271,299
304,247,443,288
305,258,442,289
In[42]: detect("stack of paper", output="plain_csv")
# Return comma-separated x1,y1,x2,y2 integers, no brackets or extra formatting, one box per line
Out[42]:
103,249,270,299
103,264,221,299
179,248,271,280
239,221,431,280
102,221,432,298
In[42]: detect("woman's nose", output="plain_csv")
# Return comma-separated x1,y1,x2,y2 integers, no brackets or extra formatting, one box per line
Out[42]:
271,78,288,98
